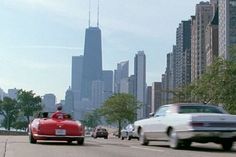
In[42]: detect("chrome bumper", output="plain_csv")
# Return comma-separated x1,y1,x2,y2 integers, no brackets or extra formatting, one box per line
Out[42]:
177,130,236,140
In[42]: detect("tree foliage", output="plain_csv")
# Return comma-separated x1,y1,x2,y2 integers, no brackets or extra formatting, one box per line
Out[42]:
173,47,236,114
82,109,102,128
17,90,42,124
0,97,19,130
99,93,140,137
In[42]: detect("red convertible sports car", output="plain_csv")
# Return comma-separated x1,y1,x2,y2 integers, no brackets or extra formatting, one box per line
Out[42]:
28,111,85,145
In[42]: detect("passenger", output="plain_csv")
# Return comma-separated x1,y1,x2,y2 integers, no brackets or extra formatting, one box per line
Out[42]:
51,104,64,119
42,112,48,118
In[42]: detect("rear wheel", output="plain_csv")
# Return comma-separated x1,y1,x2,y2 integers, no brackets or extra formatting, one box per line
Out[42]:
139,129,149,145
77,138,84,145
221,140,233,151
127,135,131,140
29,132,37,144
169,129,181,149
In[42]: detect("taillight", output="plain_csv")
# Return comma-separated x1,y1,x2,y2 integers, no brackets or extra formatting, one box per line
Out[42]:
190,122,204,127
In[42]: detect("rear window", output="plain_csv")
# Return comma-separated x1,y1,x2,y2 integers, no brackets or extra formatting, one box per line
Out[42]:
97,128,107,132
178,105,225,114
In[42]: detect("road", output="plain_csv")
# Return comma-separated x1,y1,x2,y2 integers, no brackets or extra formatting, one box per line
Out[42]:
0,136,235,157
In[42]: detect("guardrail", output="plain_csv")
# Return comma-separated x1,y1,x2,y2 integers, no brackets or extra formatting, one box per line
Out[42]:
0,130,28,136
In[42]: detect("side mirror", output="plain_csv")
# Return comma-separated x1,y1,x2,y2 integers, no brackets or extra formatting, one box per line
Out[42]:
149,112,154,117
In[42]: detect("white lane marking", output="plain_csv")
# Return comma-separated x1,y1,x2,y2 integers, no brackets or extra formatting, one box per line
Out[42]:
130,146,164,152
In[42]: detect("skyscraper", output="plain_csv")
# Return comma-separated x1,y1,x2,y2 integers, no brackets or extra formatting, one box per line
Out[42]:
65,87,74,117
175,20,191,87
102,70,113,101
151,82,162,113
7,88,19,100
219,0,236,60
134,51,146,119
42,94,56,112
114,61,129,93
206,7,219,66
81,27,102,100
91,80,104,109
71,56,83,104
0,88,6,100
191,2,213,81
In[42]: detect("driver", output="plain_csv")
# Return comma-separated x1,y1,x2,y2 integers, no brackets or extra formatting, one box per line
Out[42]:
51,104,64,119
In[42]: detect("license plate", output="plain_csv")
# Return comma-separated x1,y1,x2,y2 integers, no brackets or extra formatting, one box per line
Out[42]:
55,129,66,136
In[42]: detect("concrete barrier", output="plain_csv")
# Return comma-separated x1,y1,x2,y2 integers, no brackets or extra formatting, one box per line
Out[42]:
0,130,27,136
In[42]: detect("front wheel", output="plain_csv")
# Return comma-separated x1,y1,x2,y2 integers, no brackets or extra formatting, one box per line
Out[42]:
221,140,233,151
169,129,181,149
29,132,37,144
139,129,149,145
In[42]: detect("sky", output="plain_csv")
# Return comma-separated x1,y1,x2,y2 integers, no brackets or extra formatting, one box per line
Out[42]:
0,0,203,101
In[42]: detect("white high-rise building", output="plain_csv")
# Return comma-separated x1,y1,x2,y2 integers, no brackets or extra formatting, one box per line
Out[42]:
114,61,129,93
91,80,104,109
0,88,6,100
219,0,236,59
42,94,56,112
7,88,19,100
134,51,146,119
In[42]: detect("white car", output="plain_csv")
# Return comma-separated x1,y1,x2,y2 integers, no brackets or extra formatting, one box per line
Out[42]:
120,124,139,140
134,103,236,151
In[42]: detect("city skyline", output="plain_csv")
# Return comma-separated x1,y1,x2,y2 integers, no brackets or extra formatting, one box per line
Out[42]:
0,0,203,101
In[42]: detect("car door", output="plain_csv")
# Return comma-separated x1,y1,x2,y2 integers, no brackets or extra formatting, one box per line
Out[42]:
145,106,169,140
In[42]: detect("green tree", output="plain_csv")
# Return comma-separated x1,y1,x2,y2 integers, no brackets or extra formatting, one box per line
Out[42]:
0,97,19,130
178,46,236,114
82,109,102,128
17,90,42,124
99,93,140,137
12,120,28,131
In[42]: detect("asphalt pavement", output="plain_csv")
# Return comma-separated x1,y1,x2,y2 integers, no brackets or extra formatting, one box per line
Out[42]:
0,136,235,157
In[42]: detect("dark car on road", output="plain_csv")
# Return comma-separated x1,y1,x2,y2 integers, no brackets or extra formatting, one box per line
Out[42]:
92,127,108,139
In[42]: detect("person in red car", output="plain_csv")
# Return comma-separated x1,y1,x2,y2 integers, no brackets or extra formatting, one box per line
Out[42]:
51,104,64,119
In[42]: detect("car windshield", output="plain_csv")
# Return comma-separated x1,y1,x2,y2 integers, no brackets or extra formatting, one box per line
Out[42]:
178,105,225,114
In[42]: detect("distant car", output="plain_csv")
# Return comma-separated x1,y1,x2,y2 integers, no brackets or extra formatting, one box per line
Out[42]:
121,124,139,140
28,112,85,145
92,127,108,139
134,103,236,151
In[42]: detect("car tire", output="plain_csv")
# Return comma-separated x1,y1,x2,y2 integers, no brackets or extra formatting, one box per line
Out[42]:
182,140,191,148
139,129,149,145
127,135,131,140
29,132,37,144
104,136,108,139
77,138,84,145
221,140,233,151
121,136,124,140
169,129,181,149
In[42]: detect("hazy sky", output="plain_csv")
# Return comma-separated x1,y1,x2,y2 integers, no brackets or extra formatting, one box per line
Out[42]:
0,0,203,101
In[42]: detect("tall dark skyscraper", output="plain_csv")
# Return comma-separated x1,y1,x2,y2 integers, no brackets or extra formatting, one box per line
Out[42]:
81,27,103,100
81,0,103,100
